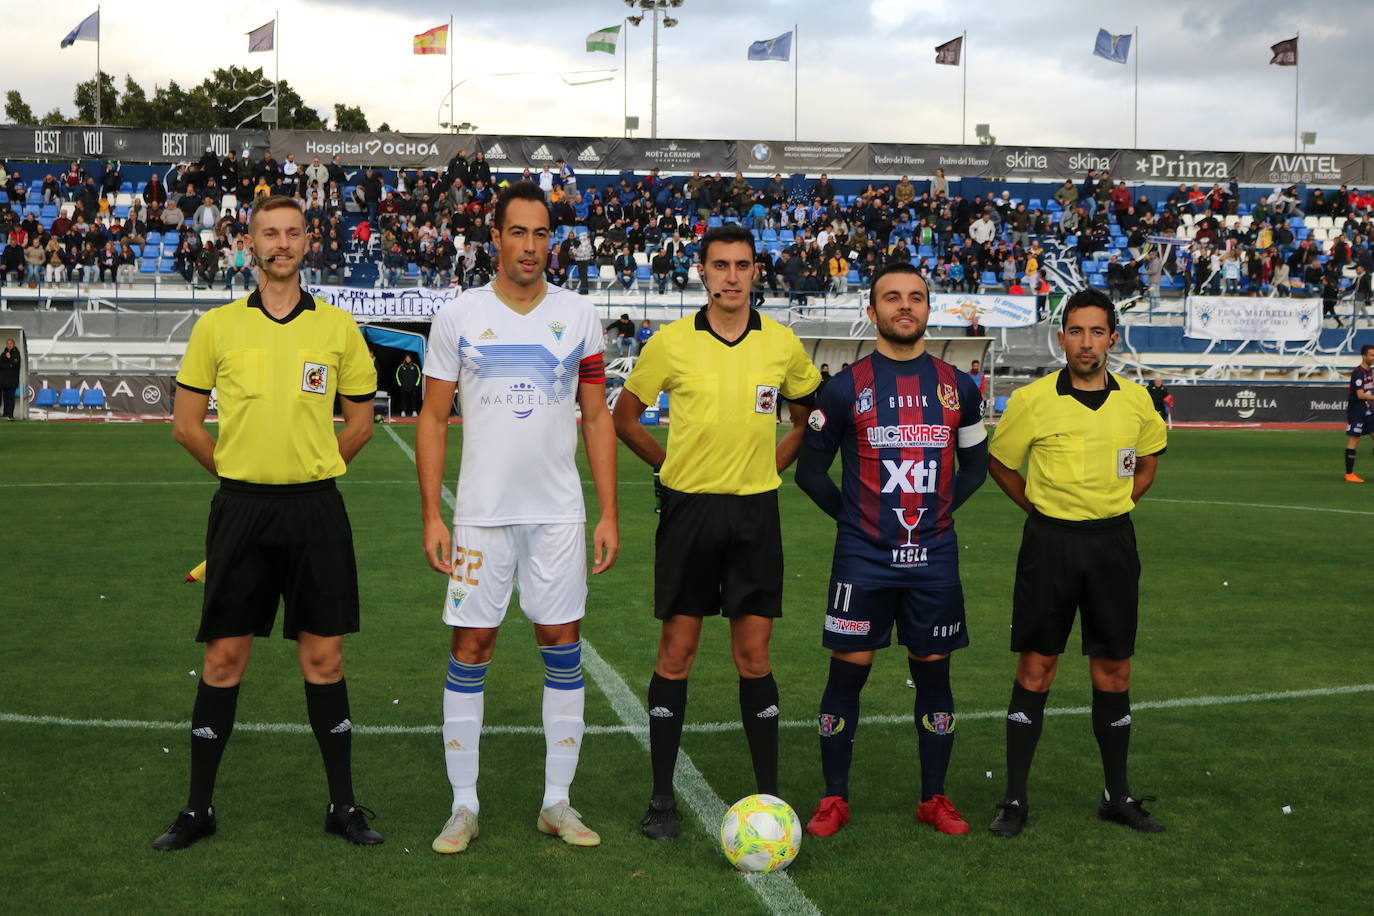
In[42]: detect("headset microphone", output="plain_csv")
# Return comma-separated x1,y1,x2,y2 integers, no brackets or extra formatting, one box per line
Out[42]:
711,291,722,298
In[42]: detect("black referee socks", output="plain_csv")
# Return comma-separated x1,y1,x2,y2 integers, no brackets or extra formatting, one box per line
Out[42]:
1092,688,1133,801
305,678,355,809
739,674,780,797
187,680,239,811
647,673,688,798
1004,681,1049,805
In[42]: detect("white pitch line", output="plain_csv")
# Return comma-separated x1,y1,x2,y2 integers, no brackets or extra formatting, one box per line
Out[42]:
4,684,1369,738
383,423,820,916
1151,496,1374,517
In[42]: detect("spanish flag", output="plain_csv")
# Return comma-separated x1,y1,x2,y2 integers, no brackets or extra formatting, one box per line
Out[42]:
414,23,448,55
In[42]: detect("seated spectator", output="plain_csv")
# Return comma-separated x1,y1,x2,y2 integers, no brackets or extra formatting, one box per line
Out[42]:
606,312,634,356
324,240,346,285
614,245,637,290
222,240,252,292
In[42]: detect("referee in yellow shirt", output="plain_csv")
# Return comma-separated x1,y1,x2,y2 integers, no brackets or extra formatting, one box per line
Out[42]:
614,224,821,840
154,196,382,851
986,289,1167,838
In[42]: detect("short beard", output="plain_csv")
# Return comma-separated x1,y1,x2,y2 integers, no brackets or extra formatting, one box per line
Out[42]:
876,316,925,346
1066,354,1105,377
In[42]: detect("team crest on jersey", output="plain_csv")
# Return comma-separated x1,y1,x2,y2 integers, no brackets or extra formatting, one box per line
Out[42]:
1118,447,1137,478
856,387,874,415
548,321,566,341
755,385,778,413
301,362,328,394
819,714,846,737
937,382,960,411
921,712,957,735
807,409,826,431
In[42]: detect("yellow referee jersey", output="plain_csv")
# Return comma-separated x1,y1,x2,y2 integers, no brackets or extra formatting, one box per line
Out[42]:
990,370,1166,521
176,290,376,484
625,307,821,495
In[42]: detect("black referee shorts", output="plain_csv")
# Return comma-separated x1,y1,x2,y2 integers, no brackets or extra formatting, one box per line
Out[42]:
1011,510,1139,660
198,478,361,642
654,487,783,620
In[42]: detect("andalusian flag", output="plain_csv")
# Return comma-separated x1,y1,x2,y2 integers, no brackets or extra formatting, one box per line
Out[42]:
586,25,620,55
414,23,448,55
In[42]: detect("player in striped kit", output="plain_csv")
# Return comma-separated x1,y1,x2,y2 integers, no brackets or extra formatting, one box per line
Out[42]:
415,182,619,854
795,262,988,837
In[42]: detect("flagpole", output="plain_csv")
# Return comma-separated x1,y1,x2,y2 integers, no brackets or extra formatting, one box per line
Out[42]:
793,24,799,142
95,5,102,126
1293,31,1300,153
623,18,629,138
961,30,967,145
449,14,455,133
274,11,280,122
1132,25,1138,148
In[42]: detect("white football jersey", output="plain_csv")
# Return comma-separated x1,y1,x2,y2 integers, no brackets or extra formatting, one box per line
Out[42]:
425,282,606,526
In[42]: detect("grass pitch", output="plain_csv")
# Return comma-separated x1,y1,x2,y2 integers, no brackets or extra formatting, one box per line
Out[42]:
0,422,1369,914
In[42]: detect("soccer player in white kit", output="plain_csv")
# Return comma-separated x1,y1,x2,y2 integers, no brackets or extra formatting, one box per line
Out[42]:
415,181,619,854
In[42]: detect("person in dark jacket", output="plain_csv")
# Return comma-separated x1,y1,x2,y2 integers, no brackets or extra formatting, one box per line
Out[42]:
394,353,422,417
0,337,20,419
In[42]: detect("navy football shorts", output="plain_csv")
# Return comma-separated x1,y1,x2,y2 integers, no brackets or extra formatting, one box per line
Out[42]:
821,576,969,656
1347,410,1374,437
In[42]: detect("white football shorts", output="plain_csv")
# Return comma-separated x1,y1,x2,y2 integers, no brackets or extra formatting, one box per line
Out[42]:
441,523,587,628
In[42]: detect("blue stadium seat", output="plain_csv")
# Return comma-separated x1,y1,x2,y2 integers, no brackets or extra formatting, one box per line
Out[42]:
0,191,7,204
81,388,105,409
34,388,58,408
158,259,175,273
58,389,80,409
981,271,999,286
1090,274,1107,288
847,269,860,283
146,231,163,246
761,229,778,241
114,205,129,219
1047,200,1063,212
778,229,794,242
1029,199,1043,210
139,259,157,273
1064,234,1077,247
1082,260,1101,274
918,245,934,258
636,266,651,280
707,216,723,228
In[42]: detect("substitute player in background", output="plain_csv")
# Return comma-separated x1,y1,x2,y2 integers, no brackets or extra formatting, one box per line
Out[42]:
986,289,1167,838
416,181,618,854
1343,344,1374,482
796,263,988,837
155,195,381,850
614,224,821,840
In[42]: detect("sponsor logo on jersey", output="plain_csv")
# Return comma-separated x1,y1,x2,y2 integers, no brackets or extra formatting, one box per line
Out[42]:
818,714,846,737
856,387,874,415
921,712,956,735
480,381,563,419
807,409,827,431
887,394,928,408
937,382,960,411
881,459,938,493
866,424,951,449
301,361,328,394
1117,447,1137,478
547,321,566,341
824,615,871,634
755,385,778,413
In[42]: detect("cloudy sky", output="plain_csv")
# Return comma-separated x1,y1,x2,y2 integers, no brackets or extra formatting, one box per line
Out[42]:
9,0,1373,154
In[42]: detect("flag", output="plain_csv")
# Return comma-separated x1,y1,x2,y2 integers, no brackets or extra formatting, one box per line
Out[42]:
1269,37,1298,66
414,24,448,55
247,19,275,53
748,31,792,62
586,25,620,55
59,10,99,48
1093,29,1131,64
934,36,962,66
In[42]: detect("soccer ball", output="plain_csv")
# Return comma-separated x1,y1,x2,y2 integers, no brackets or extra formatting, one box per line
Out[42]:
719,794,801,874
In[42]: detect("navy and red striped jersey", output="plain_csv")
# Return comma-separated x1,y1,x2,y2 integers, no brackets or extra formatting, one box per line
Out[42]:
804,351,985,586
1348,365,1373,415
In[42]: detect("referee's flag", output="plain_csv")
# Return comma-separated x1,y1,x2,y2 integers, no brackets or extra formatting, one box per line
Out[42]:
414,23,448,55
